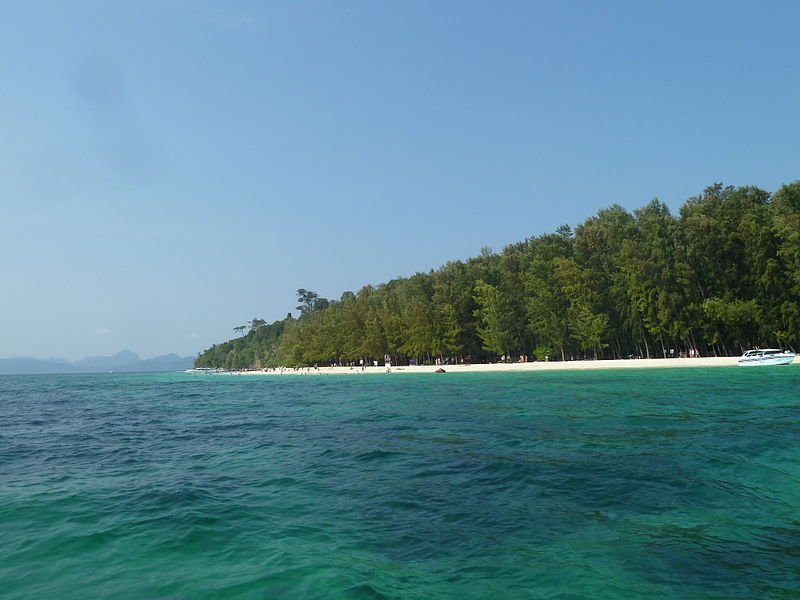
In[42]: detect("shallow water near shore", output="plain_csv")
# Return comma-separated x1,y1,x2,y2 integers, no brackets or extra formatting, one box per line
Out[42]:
2,367,799,599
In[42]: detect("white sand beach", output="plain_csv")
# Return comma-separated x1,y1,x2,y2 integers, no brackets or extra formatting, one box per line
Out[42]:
224,356,777,376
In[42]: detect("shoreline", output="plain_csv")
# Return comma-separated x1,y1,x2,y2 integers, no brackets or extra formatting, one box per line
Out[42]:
211,356,797,376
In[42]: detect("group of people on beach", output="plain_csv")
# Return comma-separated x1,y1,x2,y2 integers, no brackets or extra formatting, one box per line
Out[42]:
499,354,530,363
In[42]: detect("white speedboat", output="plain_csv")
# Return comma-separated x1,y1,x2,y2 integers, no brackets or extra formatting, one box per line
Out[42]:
738,349,796,366
184,367,224,374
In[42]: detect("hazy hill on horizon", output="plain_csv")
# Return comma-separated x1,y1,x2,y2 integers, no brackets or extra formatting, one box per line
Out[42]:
0,350,194,375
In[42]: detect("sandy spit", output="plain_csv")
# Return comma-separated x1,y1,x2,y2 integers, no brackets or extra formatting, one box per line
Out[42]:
220,356,779,376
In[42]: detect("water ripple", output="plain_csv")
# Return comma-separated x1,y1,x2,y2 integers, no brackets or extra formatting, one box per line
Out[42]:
1,368,799,598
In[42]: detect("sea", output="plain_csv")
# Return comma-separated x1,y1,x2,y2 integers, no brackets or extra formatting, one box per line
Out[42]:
1,367,799,599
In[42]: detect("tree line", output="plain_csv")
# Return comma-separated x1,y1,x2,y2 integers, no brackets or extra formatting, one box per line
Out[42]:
195,182,800,369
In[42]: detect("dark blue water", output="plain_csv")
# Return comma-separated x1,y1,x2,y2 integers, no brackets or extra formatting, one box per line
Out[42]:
2,367,799,598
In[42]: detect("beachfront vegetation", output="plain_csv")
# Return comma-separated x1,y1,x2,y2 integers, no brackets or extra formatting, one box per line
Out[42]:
195,182,800,368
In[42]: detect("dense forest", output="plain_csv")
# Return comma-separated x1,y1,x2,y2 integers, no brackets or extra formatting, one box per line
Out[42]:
195,182,800,369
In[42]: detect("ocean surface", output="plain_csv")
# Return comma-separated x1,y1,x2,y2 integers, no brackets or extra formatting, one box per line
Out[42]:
2,367,799,599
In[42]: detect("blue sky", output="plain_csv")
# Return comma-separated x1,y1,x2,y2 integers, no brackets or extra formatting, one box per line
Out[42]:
1,1,798,360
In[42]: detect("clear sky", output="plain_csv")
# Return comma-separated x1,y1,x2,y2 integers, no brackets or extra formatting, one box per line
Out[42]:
1,1,798,360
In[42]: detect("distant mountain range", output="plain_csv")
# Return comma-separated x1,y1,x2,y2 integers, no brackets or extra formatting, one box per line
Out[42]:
0,350,194,375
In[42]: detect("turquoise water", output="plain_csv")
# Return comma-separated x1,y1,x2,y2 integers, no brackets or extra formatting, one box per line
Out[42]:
2,367,799,599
